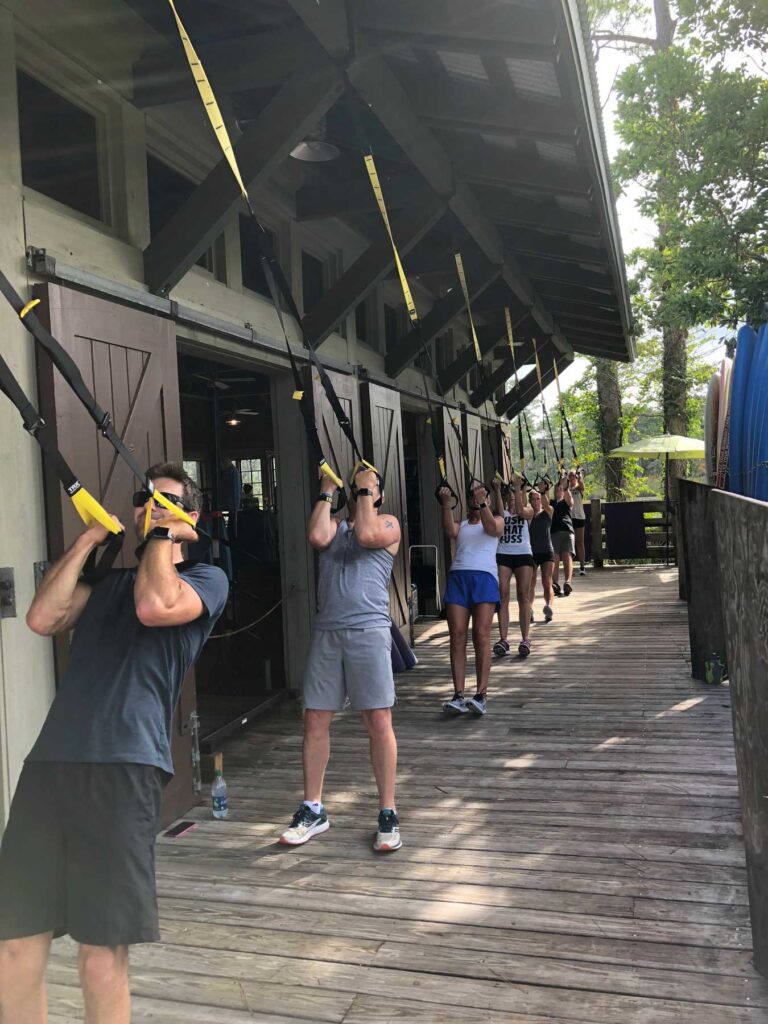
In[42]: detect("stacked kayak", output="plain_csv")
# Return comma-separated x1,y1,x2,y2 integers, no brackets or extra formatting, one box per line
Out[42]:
724,323,768,498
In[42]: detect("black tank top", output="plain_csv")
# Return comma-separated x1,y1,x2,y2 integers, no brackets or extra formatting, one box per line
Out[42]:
551,499,574,534
529,511,554,555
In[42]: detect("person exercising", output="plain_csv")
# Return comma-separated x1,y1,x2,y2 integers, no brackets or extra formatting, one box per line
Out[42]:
528,484,555,622
440,484,504,715
0,463,228,1024
568,469,587,574
279,467,403,853
492,474,535,658
551,475,575,597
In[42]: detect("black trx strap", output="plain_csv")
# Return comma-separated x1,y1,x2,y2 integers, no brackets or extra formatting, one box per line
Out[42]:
0,346,123,581
453,251,505,490
532,339,559,479
553,357,579,469
0,271,198,542
168,0,379,511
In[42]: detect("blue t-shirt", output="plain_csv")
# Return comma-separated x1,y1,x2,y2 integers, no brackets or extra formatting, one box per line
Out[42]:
27,561,228,775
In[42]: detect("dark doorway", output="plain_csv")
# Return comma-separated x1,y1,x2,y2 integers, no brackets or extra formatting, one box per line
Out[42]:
178,352,285,747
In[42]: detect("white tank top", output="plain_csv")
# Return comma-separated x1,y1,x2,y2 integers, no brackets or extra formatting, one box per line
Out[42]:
450,520,499,578
497,510,532,556
570,488,585,519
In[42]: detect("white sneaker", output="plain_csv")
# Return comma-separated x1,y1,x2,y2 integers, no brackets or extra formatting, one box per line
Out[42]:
279,804,330,845
543,604,553,622
443,693,468,714
374,809,402,852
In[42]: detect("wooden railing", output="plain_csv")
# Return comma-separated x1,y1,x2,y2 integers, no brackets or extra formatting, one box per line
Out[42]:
589,498,676,566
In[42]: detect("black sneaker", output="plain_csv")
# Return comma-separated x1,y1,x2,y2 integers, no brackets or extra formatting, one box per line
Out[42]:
552,582,562,597
493,638,510,657
374,809,402,852
563,582,573,596
279,803,330,845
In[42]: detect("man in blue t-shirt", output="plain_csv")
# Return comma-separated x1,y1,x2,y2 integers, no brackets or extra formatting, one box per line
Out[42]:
0,462,228,1023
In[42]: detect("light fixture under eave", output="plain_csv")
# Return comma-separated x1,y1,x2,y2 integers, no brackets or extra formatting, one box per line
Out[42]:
225,417,241,427
289,117,340,162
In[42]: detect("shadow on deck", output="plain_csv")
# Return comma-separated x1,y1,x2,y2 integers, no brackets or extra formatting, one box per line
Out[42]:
49,567,768,1022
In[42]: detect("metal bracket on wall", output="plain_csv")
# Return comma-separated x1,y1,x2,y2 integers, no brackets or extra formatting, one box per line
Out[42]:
33,561,50,590
0,568,16,618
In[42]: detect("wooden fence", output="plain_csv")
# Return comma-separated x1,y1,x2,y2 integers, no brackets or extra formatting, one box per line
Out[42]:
589,498,675,566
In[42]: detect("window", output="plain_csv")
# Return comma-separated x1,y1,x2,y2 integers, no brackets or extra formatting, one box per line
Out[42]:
17,70,103,221
183,460,203,486
146,155,221,275
302,251,325,313
240,217,276,298
238,458,264,505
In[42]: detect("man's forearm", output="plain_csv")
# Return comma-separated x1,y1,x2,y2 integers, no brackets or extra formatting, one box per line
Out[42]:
134,539,183,612
26,534,96,632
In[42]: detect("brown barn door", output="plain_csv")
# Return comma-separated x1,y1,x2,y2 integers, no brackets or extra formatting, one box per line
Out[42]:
361,382,410,627
34,284,196,825
463,410,485,487
307,366,360,506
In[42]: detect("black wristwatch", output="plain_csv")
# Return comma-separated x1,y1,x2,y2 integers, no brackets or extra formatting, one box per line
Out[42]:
146,525,176,543
318,493,334,504
356,488,373,497
477,501,488,509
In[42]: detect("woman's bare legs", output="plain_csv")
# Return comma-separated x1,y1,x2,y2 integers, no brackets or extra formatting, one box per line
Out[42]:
446,603,472,694
514,566,533,641
470,602,496,695
496,565,513,644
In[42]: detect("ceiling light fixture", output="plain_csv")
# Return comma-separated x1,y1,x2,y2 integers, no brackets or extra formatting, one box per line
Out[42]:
290,116,340,163
225,417,241,427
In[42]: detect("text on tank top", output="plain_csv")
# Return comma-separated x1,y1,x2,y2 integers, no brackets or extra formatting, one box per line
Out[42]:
529,511,554,554
449,519,500,578
314,519,394,629
497,510,532,555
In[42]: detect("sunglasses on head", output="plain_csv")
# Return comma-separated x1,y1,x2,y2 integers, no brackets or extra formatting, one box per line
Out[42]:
132,489,192,513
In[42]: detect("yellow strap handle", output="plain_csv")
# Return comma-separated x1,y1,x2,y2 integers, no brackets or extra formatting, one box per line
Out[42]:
19,298,41,320
318,460,344,490
348,458,379,486
454,253,482,363
363,154,419,326
71,486,122,534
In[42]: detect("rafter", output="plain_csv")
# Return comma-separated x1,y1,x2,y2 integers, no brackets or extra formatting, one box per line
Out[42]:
301,192,445,348
496,344,571,417
143,67,343,294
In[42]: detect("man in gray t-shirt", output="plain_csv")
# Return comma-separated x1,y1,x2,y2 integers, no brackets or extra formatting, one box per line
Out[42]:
0,463,227,1024
279,467,403,854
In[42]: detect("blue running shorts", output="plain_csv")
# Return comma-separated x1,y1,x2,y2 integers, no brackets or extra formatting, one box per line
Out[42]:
443,570,500,609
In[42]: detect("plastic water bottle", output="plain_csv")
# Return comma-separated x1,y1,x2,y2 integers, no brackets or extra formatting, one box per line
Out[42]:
211,753,228,820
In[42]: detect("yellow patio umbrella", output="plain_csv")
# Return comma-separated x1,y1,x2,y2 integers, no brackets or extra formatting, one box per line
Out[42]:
609,434,705,565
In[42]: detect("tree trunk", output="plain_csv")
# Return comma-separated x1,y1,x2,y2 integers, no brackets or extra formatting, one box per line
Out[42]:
662,321,688,494
595,357,625,500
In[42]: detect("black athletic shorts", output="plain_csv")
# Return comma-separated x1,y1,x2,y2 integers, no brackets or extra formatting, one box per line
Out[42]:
496,553,535,570
0,761,166,946
533,552,555,566
572,517,586,528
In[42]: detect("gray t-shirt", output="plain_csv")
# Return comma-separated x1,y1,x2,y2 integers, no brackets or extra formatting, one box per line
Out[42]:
314,520,394,630
27,561,228,775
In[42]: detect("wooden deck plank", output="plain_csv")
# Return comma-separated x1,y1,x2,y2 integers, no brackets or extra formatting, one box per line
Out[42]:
46,566,768,1021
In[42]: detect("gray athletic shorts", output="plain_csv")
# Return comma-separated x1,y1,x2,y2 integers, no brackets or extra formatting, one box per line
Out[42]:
303,626,395,711
551,530,576,556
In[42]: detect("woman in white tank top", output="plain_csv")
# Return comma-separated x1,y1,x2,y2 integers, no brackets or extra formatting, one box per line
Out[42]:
568,469,587,574
492,475,535,658
439,483,504,717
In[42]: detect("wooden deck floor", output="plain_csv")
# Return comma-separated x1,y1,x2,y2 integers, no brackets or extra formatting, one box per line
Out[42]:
49,567,768,1022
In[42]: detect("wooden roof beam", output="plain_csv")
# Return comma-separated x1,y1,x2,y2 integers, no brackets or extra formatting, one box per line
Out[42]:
345,56,570,368
301,192,446,349
469,337,537,408
442,134,591,197
385,255,501,378
143,66,344,294
496,344,571,417
283,0,350,60
132,29,327,108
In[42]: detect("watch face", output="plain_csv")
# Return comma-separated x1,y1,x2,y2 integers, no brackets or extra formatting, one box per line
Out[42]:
151,526,172,539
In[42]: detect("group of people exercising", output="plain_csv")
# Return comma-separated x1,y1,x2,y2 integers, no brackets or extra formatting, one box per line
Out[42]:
0,458,586,1022
441,469,586,716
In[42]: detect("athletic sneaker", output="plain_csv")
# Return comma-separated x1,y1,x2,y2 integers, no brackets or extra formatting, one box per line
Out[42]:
374,809,402,852
579,565,586,576
543,604,554,622
563,582,573,596
279,804,330,846
443,693,468,714
493,638,510,657
518,639,531,658
552,582,562,597
465,692,487,715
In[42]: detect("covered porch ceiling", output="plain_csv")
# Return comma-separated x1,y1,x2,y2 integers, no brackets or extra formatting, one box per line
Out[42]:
127,0,633,418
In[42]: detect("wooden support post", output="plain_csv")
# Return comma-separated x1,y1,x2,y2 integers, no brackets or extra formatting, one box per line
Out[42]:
712,489,768,977
677,480,726,681
590,497,603,567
